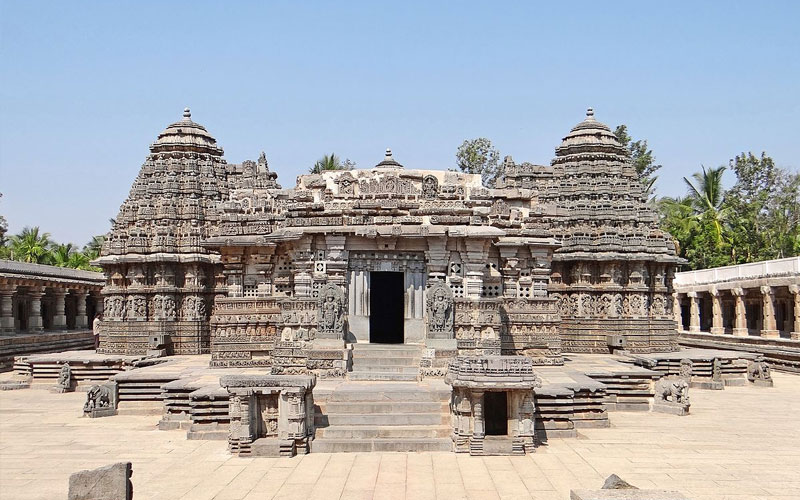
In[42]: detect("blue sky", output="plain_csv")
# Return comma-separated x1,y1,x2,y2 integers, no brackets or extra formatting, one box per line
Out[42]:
1,1,798,245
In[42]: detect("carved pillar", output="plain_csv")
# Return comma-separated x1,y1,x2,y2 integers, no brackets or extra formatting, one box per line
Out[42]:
51,289,67,329
672,292,682,328
760,286,779,338
687,291,700,332
471,390,485,439
710,288,724,335
28,287,44,332
789,285,800,340
731,287,748,337
0,285,15,333
73,290,88,329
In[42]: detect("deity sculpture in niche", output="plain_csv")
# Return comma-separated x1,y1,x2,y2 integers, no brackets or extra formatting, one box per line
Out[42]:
426,281,454,338
317,284,345,337
422,175,438,199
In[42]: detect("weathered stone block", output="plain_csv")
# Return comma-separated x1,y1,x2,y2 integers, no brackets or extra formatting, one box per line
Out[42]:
570,491,689,500
68,462,132,500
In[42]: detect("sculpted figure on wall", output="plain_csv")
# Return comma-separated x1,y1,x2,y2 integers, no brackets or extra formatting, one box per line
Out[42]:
317,284,345,337
427,281,454,339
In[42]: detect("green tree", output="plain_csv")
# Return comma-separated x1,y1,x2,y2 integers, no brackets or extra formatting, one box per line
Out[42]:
725,152,800,262
9,226,53,264
83,235,106,260
658,196,697,258
683,165,728,245
0,193,8,259
614,125,662,201
49,243,76,267
309,153,353,174
455,138,500,187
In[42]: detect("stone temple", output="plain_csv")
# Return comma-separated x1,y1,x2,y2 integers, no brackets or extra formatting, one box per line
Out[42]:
12,106,779,462
95,107,682,364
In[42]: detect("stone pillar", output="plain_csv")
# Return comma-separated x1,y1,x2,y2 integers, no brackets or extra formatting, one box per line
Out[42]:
28,287,45,332
471,390,485,439
731,287,748,337
74,290,88,329
672,292,682,328
0,285,15,333
51,289,67,330
789,285,800,340
710,288,724,335
687,291,700,332
760,285,779,338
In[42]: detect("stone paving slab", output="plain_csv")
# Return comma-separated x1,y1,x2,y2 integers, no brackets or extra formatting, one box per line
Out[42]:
2,371,800,499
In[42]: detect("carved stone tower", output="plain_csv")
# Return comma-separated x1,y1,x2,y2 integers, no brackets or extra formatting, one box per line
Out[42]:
543,108,683,353
94,108,229,354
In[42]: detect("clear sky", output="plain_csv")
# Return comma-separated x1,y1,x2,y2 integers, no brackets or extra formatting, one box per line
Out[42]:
1,1,798,246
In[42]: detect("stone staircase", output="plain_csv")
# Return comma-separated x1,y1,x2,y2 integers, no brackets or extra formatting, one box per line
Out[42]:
312,381,453,453
348,343,422,381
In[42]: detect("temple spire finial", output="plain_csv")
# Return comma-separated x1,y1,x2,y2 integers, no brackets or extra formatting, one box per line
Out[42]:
183,107,191,120
586,107,595,120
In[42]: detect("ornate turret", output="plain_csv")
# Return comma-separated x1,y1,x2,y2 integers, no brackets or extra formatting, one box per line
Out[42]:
149,108,224,156
95,108,230,355
374,148,404,169
544,108,683,354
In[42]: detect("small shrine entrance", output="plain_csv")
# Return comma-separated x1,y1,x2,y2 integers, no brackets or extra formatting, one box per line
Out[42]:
484,391,508,436
369,271,404,343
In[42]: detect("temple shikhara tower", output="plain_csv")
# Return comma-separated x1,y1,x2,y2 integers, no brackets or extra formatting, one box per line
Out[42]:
95,107,682,368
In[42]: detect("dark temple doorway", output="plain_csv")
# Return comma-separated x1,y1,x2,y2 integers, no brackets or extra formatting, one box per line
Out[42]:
484,391,508,436
369,271,404,343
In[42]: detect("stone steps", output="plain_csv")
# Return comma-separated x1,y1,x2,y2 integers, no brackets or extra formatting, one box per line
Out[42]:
323,412,446,426
313,380,452,453
348,372,419,381
349,343,421,382
324,401,446,413
315,424,451,439
312,437,452,453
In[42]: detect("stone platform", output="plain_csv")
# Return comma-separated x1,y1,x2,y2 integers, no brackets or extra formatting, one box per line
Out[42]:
0,330,96,372
2,371,799,499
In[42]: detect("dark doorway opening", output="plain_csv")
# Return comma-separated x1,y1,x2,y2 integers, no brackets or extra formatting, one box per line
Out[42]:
369,271,404,343
484,391,508,436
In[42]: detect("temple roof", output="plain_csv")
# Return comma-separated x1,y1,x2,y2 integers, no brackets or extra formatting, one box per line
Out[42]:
374,148,404,169
149,108,224,156
554,108,627,159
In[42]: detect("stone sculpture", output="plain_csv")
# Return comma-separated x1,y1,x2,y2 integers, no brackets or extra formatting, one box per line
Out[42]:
426,281,454,339
52,362,73,393
317,284,345,339
653,376,690,415
84,383,118,418
747,360,773,387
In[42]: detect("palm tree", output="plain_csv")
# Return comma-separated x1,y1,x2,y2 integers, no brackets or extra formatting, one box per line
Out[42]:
67,252,92,270
50,243,76,267
83,235,106,260
309,153,343,174
9,226,53,264
683,165,727,244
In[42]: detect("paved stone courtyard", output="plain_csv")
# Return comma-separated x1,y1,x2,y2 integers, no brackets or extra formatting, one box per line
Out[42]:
1,373,799,500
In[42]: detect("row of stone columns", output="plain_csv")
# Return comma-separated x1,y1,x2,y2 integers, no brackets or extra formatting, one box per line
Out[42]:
0,284,95,333
676,285,800,340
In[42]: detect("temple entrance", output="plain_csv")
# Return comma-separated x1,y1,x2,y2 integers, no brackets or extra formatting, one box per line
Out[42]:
369,271,404,343
484,391,508,436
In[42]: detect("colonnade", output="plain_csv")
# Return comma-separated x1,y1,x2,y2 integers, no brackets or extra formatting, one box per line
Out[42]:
673,285,799,340
0,261,104,334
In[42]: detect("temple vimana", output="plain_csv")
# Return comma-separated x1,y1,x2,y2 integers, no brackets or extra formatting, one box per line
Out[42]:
96,107,681,362
6,107,783,459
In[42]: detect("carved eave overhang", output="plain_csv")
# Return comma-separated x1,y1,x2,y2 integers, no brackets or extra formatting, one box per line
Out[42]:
445,356,543,390
203,235,282,248
92,252,222,266
495,237,561,249
551,251,685,264
219,374,316,390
